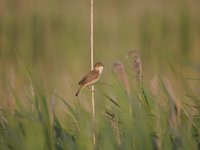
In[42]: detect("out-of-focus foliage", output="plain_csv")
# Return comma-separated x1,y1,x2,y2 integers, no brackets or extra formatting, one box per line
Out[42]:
0,0,200,149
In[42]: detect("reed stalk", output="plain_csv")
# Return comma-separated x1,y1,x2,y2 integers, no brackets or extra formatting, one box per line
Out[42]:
90,0,95,144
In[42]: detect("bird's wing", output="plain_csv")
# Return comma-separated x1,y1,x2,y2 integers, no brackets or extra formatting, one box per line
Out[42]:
78,70,99,85
78,76,87,85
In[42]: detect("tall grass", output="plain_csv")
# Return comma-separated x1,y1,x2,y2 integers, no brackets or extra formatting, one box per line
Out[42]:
0,0,200,149
0,51,200,149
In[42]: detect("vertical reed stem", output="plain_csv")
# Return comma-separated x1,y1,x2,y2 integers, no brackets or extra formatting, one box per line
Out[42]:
90,0,95,144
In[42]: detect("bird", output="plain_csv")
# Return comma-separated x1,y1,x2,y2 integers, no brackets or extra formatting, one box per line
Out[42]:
75,62,104,96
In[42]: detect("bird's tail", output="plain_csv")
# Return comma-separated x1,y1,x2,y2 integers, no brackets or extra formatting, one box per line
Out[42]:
75,86,82,97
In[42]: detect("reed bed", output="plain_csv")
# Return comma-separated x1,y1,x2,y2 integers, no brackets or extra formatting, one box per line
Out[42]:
0,49,200,149
0,0,200,150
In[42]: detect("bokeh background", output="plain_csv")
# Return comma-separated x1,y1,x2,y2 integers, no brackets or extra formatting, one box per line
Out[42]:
1,0,200,149
0,0,200,118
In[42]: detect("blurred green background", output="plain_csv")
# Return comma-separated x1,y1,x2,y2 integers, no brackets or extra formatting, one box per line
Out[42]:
0,0,200,111
0,0,200,149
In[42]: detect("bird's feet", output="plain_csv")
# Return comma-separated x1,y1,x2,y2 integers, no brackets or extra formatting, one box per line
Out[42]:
87,86,95,93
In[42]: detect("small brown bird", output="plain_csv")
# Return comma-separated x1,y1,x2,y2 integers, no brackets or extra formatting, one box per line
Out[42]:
75,62,104,96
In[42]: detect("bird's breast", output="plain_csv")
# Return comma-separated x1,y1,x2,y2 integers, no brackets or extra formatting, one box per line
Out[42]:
98,66,104,75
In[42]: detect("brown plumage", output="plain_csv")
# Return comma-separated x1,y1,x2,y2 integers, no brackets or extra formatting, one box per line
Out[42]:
75,62,104,96
78,70,99,85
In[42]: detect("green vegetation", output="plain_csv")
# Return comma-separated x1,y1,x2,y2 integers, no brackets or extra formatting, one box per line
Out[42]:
0,0,200,149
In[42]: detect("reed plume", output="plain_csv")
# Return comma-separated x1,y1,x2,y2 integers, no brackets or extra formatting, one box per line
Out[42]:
127,50,149,106
150,75,159,97
127,50,143,83
163,78,182,149
113,60,132,116
163,78,181,129
113,60,130,95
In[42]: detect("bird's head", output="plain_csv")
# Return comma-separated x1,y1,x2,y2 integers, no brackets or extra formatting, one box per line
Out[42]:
94,62,104,74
